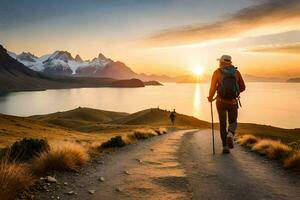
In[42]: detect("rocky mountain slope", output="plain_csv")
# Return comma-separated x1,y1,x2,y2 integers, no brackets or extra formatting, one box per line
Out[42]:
9,49,173,82
0,45,149,92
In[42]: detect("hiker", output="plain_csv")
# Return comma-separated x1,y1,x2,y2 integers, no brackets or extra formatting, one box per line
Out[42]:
169,109,176,126
207,55,246,154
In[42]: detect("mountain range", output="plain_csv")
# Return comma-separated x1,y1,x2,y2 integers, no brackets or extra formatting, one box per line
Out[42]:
287,78,300,83
7,47,288,83
0,45,157,93
8,50,173,82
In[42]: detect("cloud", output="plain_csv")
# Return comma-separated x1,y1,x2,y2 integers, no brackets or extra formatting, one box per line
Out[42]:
244,42,300,54
145,0,300,47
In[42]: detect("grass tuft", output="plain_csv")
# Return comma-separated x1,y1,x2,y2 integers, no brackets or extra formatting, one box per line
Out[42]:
154,128,167,135
236,134,259,147
251,139,292,159
288,140,300,151
284,151,300,170
32,142,89,175
99,128,168,149
0,160,35,200
128,129,157,140
100,136,128,148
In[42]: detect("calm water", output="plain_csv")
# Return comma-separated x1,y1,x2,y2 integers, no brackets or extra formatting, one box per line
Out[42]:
0,83,299,128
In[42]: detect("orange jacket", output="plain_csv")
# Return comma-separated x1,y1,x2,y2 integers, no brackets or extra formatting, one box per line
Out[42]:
208,66,246,104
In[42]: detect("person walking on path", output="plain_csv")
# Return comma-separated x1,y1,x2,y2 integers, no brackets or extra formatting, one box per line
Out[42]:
169,109,176,126
207,55,246,154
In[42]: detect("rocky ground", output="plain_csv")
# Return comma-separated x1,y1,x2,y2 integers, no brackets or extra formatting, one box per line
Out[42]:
21,129,300,200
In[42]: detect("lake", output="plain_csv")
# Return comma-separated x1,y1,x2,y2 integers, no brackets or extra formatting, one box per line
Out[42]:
0,83,299,128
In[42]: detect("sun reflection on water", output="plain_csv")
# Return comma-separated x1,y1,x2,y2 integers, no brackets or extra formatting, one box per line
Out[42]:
193,83,203,119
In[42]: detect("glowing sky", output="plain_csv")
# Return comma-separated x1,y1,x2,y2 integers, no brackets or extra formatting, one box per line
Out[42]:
1,0,300,77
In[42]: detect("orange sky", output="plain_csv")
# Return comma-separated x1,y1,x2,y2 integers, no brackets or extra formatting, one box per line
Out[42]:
2,0,300,78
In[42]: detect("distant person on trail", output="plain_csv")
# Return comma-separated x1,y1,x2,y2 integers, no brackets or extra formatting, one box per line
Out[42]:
170,109,176,126
207,55,246,154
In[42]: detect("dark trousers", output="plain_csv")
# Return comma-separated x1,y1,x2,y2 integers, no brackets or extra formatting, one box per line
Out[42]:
216,100,238,147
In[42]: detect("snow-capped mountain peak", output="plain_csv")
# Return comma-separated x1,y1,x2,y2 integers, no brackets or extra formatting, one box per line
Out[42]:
98,53,106,59
7,49,118,76
44,51,74,63
75,53,113,75
75,55,83,62
7,51,17,59
17,52,37,62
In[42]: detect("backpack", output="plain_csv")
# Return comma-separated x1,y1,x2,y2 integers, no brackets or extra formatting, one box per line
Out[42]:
218,66,240,99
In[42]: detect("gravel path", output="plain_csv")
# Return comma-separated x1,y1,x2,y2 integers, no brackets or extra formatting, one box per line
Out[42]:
32,129,300,200
179,130,300,200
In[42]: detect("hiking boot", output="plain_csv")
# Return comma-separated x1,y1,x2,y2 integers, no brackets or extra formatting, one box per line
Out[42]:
227,131,234,149
222,146,230,154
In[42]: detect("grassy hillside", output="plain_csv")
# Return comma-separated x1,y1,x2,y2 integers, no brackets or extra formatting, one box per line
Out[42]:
29,107,129,131
237,123,300,143
1,107,299,148
30,108,210,131
111,108,210,128
0,113,125,148
1,107,210,148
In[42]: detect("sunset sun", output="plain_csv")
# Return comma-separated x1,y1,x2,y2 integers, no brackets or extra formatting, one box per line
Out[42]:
192,65,205,76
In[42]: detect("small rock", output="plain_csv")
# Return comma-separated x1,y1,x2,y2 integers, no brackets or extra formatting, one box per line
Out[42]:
116,187,122,192
150,148,154,151
88,190,95,194
63,182,68,186
67,191,74,195
46,176,57,183
136,158,142,163
98,177,105,182
57,196,60,200
124,170,130,175
97,160,104,164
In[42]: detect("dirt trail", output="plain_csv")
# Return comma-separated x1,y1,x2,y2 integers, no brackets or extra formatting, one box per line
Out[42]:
33,129,300,200
180,130,300,200
34,130,193,200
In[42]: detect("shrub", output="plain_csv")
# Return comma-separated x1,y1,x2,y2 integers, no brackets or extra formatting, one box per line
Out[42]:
129,129,157,140
0,149,6,161
5,138,50,162
288,140,300,151
0,160,35,200
154,128,167,135
252,139,292,159
284,151,300,170
236,135,259,147
32,142,89,175
100,136,127,148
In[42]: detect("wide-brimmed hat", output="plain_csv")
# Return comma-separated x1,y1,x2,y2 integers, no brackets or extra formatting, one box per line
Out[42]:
217,55,232,64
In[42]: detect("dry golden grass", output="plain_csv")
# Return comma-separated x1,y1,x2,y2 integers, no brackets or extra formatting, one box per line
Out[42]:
284,151,300,170
0,160,35,200
100,128,168,149
128,129,158,140
154,127,168,135
32,142,89,175
236,134,259,147
251,139,292,159
0,114,137,148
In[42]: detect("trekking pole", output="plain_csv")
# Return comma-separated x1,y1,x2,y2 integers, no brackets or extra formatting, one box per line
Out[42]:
210,101,216,155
